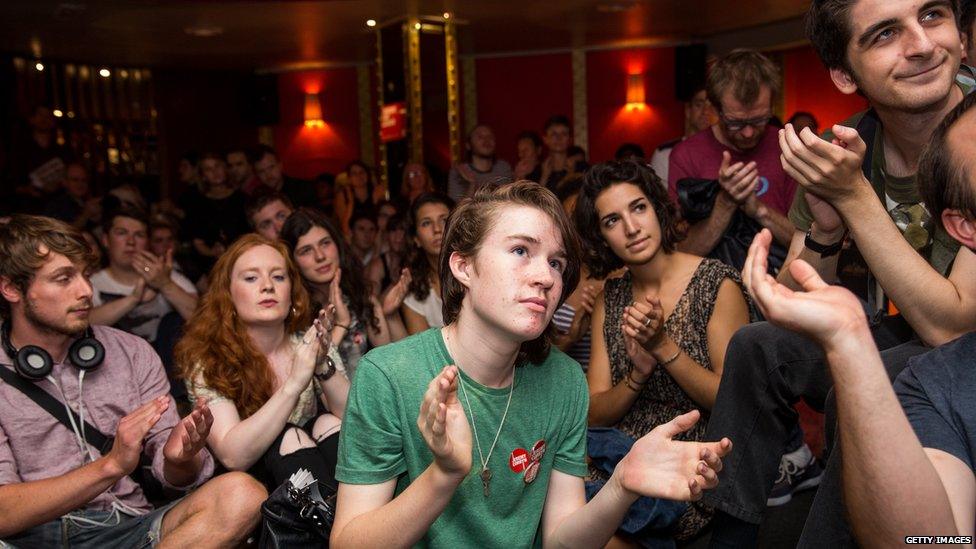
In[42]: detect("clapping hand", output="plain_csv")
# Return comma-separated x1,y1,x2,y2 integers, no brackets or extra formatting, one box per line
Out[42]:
381,268,412,316
617,410,732,501
622,295,665,352
106,395,169,478
778,124,868,206
330,268,352,328
718,151,759,206
163,397,214,465
744,229,867,347
134,249,174,291
565,285,597,342
417,366,472,479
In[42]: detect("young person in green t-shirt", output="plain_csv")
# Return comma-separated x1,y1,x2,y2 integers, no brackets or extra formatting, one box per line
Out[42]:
331,181,733,548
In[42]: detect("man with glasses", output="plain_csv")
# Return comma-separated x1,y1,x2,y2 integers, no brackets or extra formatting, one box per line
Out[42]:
668,49,796,269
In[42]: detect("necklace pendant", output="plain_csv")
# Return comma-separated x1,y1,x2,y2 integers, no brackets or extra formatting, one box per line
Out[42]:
480,467,492,497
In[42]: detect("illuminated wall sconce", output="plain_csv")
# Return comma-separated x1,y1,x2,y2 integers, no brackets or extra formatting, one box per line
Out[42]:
626,73,646,110
304,92,324,128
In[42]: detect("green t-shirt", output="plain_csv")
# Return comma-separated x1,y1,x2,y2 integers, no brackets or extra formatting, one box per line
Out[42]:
788,69,974,276
336,328,589,548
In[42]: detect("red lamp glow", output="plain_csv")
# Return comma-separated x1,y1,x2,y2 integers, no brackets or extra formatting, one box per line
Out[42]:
304,92,324,128
626,73,646,110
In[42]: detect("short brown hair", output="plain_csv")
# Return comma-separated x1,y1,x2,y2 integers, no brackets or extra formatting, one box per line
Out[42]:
245,190,294,229
919,92,976,230
706,49,781,110
0,215,97,321
440,181,581,365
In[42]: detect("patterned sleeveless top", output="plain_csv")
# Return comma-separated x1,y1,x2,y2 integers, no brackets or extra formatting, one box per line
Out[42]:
597,258,753,540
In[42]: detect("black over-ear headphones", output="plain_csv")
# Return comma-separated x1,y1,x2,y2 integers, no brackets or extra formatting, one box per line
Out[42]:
1,322,105,380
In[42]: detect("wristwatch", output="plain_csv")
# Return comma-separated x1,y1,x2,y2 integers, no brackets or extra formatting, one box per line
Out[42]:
804,230,844,258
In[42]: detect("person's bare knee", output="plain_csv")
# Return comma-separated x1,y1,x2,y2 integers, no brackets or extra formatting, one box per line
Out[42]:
278,427,316,456
312,413,342,441
159,472,266,546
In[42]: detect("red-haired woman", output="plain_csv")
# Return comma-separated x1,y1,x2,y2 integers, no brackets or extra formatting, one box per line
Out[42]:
175,234,349,492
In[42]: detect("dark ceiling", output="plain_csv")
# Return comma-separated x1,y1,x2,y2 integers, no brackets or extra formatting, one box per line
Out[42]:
0,1,812,71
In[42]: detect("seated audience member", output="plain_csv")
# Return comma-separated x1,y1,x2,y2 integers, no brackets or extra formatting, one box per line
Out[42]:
669,50,797,272
44,162,102,231
281,208,395,378
703,1,976,546
348,212,379,266
540,115,574,191
0,215,264,547
373,200,399,254
746,89,976,538
614,143,646,161
226,147,261,196
367,210,410,298
576,161,752,544
5,106,70,215
786,111,819,135
447,124,514,202
965,0,976,62
650,88,716,186
177,234,348,493
246,191,294,241
334,160,386,237
181,152,250,268
331,181,732,548
551,177,603,372
400,162,435,208
402,193,455,334
90,209,198,354
513,130,543,182
251,144,318,208
314,172,337,218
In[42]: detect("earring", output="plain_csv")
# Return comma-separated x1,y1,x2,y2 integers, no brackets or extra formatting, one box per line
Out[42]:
291,306,298,317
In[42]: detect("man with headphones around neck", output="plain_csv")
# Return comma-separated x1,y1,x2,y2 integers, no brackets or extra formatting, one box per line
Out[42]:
0,215,266,547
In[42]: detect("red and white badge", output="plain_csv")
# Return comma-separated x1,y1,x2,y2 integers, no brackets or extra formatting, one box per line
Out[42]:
524,460,540,484
531,439,547,463
509,448,529,473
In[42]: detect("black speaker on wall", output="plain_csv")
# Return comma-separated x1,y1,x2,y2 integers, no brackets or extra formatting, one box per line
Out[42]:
241,74,279,126
675,44,707,102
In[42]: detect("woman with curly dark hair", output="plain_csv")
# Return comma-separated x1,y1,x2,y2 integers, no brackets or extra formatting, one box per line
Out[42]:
401,192,455,335
575,159,753,544
176,234,348,493
280,208,393,379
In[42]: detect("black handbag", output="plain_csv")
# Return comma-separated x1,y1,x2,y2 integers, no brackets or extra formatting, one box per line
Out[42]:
258,468,337,548
676,177,787,273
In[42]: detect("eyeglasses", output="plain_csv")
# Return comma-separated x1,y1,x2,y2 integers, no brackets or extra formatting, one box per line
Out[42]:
720,113,771,133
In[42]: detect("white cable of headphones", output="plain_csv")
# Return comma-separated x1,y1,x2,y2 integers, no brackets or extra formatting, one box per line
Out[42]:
47,371,146,524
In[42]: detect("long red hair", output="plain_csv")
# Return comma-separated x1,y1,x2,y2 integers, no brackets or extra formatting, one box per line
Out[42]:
175,234,311,418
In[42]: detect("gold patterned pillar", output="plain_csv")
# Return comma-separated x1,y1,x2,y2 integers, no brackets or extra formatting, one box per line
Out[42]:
405,18,423,164
571,49,589,154
461,56,478,138
445,21,462,166
373,28,388,189
356,65,375,169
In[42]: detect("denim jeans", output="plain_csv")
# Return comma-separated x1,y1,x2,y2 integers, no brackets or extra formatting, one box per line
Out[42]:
586,427,687,549
1,499,180,549
702,316,926,545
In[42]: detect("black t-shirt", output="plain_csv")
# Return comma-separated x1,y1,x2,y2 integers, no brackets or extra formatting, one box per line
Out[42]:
896,332,976,471
281,176,317,209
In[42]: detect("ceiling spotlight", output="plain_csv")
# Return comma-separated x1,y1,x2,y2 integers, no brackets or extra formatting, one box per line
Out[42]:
99,68,110,78
34,62,44,71
53,109,63,117
366,19,376,27
443,12,451,19
414,22,421,30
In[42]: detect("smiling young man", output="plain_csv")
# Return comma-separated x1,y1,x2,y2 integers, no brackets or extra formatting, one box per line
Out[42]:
0,215,265,547
703,1,976,546
331,182,732,548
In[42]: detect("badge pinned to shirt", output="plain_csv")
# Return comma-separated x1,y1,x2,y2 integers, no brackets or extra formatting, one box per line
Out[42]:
509,448,529,473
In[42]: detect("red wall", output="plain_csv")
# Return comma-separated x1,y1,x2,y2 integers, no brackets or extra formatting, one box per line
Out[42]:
475,53,574,165
781,45,868,130
273,67,361,179
586,47,685,163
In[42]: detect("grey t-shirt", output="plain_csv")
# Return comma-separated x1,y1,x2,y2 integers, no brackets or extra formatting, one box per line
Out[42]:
895,332,976,470
446,160,513,202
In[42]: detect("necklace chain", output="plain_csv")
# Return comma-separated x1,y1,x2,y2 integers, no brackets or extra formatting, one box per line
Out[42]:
457,368,515,477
